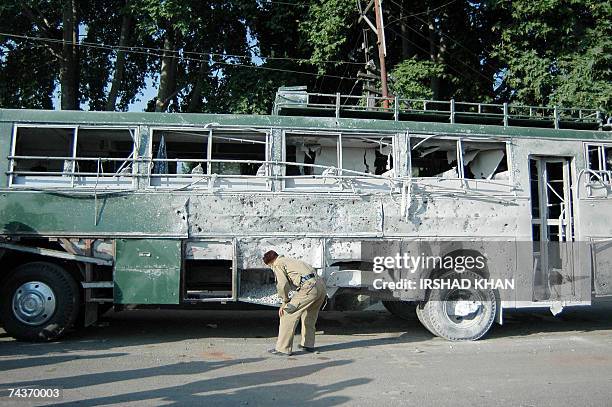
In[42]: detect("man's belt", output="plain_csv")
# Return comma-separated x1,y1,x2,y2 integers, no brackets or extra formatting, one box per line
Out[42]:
299,273,316,285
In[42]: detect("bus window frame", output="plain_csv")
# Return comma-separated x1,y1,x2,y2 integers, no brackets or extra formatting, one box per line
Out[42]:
8,124,138,189
147,126,271,191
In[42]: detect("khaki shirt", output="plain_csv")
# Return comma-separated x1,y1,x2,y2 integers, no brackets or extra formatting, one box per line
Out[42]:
270,256,316,303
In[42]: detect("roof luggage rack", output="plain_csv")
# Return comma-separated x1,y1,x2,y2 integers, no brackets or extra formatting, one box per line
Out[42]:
273,87,604,131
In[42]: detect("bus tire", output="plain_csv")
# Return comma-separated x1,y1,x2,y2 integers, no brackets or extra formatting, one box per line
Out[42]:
423,270,496,341
416,301,440,336
382,300,417,321
0,262,80,341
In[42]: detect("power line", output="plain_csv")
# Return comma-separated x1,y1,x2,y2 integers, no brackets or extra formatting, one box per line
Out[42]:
0,32,361,81
386,0,499,76
387,0,458,22
385,25,495,86
0,31,363,66
262,1,308,7
385,25,493,88
410,13,499,74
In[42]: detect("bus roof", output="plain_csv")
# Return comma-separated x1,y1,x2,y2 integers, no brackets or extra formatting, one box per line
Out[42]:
0,103,610,142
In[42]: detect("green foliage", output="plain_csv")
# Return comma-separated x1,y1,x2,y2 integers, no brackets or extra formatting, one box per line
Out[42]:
0,0,609,117
492,0,611,113
299,0,356,73
390,58,446,99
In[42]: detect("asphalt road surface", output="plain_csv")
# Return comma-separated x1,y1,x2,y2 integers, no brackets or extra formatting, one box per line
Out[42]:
1,301,612,407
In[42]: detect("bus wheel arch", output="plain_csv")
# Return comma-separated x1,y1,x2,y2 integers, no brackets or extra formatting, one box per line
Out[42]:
0,261,81,341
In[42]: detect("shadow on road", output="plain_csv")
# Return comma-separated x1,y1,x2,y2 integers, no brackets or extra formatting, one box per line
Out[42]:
1,302,611,358
1,358,369,406
0,352,128,372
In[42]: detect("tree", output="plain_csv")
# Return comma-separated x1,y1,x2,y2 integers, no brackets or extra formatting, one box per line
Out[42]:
492,0,611,113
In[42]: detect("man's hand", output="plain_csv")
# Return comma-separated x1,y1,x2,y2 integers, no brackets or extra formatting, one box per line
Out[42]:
278,306,284,317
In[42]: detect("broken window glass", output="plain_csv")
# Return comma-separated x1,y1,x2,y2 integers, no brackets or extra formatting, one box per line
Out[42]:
585,144,612,183
210,130,267,176
340,135,394,176
151,130,208,176
75,128,135,176
410,138,458,178
587,145,602,172
461,141,508,180
13,127,75,176
285,133,339,176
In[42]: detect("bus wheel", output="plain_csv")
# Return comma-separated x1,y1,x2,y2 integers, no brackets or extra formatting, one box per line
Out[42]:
0,262,80,341
382,300,417,321
415,302,439,337
423,271,496,341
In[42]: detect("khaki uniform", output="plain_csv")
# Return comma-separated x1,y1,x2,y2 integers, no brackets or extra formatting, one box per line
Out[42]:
270,256,327,354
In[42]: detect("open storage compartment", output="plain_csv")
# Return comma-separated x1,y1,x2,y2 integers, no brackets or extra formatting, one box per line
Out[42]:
238,268,282,306
183,241,235,301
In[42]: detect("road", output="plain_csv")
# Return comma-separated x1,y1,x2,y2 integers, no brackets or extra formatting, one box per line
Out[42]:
1,301,612,407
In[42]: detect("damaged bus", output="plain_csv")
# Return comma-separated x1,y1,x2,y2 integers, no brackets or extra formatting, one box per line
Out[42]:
0,87,611,341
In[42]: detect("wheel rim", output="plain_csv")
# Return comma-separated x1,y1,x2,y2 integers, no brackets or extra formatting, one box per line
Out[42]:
442,289,485,329
12,281,56,326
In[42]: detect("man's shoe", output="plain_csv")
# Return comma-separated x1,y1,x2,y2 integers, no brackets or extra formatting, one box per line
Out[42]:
298,345,316,352
267,349,292,356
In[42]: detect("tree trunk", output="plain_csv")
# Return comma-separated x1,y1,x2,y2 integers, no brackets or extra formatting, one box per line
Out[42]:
399,3,411,58
188,62,208,112
427,12,440,100
105,7,133,111
155,29,178,112
60,0,79,110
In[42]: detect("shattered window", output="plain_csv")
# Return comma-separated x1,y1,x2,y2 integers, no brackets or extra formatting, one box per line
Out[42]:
13,127,75,175
75,128,135,176
285,133,339,176
587,145,603,172
410,138,459,178
340,135,394,176
585,144,612,183
11,126,137,188
461,141,508,180
210,130,267,176
151,130,208,176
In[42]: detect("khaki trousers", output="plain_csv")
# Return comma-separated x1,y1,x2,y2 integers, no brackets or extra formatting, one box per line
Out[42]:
276,278,326,354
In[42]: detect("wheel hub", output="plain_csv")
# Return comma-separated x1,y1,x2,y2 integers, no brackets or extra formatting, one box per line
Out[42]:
448,300,482,317
12,281,56,326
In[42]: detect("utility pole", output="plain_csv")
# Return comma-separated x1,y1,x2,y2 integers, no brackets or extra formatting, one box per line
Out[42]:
374,0,389,107
357,0,389,108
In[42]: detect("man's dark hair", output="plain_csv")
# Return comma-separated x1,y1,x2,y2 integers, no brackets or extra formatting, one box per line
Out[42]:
263,250,279,265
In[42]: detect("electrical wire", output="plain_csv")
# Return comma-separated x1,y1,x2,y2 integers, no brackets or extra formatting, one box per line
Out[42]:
386,0,458,22
0,32,361,81
0,31,363,66
385,25,493,87
386,0,499,77
385,25,495,86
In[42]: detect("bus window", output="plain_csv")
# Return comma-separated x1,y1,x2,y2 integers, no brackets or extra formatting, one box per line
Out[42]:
210,130,267,176
12,127,75,177
410,138,459,178
75,128,135,178
285,133,339,176
151,130,208,176
461,141,508,180
340,135,394,176
585,144,612,184
587,145,603,171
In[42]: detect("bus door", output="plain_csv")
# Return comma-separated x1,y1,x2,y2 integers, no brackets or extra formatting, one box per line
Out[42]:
529,157,575,301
